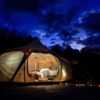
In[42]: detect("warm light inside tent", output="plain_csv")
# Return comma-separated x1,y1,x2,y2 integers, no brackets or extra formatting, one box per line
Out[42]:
28,53,60,81
28,53,59,72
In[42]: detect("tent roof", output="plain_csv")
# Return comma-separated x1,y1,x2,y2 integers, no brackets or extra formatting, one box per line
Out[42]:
9,38,49,53
22,38,49,51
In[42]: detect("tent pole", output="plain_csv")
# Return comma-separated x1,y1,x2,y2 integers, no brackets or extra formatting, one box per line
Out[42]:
24,62,26,82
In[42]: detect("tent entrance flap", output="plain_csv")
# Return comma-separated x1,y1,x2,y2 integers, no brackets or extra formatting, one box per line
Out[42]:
27,53,60,81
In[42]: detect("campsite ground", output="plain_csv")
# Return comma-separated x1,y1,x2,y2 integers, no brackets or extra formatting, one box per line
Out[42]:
0,84,100,100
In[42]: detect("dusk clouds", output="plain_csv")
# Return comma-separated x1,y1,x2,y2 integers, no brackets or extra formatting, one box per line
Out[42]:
0,0,100,50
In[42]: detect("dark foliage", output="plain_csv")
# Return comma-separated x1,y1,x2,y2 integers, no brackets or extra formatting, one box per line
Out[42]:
0,27,33,52
51,45,100,84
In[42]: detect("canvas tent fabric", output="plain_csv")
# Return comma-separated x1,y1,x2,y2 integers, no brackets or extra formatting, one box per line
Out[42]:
0,38,72,83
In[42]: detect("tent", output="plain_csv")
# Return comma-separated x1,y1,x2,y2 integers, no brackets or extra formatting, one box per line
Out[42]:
0,38,72,83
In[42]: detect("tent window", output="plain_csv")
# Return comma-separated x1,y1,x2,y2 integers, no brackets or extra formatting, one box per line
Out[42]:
28,53,60,81
0,51,24,79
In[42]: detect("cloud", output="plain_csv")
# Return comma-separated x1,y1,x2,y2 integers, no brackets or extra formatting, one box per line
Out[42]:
3,0,59,14
73,10,100,48
0,0,100,50
4,0,41,13
69,41,85,51
82,34,100,48
42,5,79,32
2,0,79,32
75,11,100,32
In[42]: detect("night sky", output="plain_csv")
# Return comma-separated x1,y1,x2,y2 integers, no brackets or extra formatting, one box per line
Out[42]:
0,0,100,50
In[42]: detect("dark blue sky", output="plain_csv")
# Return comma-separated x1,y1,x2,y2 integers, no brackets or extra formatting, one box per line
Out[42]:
0,0,100,50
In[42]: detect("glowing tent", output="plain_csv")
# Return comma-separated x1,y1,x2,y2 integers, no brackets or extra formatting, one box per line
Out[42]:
0,38,72,83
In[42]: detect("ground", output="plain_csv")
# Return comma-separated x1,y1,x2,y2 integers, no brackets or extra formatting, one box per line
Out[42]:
0,84,100,100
